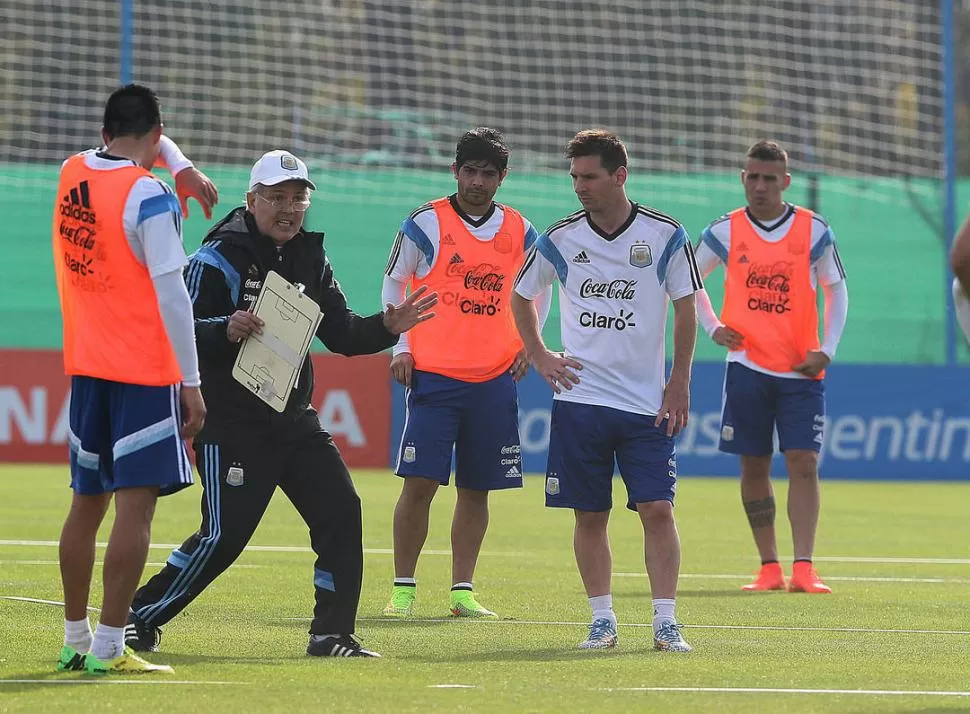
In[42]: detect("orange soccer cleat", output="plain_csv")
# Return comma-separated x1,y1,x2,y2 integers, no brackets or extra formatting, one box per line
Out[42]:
787,561,833,594
741,562,787,591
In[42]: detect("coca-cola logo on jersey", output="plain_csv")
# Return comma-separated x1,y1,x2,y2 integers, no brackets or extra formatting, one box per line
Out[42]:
445,260,505,292
579,278,637,300
464,269,505,292
745,261,792,314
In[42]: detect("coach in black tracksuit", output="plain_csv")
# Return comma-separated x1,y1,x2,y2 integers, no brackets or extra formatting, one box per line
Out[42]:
127,150,435,658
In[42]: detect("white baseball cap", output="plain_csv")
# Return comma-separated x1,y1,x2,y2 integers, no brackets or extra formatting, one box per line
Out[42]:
248,150,317,191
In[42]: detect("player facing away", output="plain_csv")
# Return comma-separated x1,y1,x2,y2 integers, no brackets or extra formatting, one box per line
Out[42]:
381,128,551,618
52,84,207,675
511,130,701,652
695,140,848,593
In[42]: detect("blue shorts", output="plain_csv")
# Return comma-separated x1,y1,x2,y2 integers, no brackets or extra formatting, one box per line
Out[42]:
544,400,676,512
68,376,194,496
395,370,522,491
719,362,825,456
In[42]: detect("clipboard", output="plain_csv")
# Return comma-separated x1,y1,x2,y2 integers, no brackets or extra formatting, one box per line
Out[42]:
231,270,323,412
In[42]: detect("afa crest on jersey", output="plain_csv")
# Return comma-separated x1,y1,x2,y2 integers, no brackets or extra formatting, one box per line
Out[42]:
630,243,652,268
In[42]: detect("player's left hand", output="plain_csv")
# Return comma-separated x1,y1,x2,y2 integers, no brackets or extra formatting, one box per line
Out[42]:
383,285,439,335
656,374,690,437
174,167,219,219
793,350,830,378
509,349,529,381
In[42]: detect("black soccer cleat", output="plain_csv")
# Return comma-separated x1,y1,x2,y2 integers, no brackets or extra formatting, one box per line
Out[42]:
306,634,381,658
124,612,162,653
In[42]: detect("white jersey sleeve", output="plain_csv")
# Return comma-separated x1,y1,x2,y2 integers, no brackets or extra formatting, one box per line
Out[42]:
122,177,187,277
660,227,703,299
809,219,847,286
385,203,439,281
514,233,561,299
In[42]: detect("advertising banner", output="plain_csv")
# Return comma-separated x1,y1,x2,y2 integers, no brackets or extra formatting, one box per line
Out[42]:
0,350,391,468
391,363,970,480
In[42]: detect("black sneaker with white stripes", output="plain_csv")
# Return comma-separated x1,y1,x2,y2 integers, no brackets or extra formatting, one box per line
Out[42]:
306,634,381,658
124,612,162,653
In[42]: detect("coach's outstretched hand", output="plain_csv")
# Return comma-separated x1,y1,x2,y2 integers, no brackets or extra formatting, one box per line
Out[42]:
383,285,438,335
532,349,582,394
174,167,219,219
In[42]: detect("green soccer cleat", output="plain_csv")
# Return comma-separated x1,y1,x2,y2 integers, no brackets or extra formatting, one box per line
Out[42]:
381,585,416,618
84,647,174,675
449,590,498,619
56,645,86,672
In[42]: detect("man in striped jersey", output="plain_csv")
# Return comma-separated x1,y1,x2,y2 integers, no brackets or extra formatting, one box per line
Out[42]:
125,150,436,659
512,129,701,653
695,140,849,595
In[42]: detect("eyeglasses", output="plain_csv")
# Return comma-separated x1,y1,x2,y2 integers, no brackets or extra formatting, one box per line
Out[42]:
255,193,311,211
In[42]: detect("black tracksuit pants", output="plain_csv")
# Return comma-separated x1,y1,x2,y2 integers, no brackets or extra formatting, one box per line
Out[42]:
131,430,363,635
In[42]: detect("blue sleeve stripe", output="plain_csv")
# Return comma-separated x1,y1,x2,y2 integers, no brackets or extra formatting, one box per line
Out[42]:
524,224,539,252
810,228,834,264
137,192,181,226
700,227,728,264
402,217,435,267
166,549,191,569
189,245,241,305
535,233,568,284
657,226,688,285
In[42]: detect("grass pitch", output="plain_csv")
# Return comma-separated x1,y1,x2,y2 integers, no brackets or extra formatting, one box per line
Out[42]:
1,466,969,713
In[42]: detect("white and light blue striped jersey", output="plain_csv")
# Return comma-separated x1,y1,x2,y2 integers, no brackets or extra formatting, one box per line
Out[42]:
514,203,702,417
696,204,846,288
75,150,186,277
385,196,539,281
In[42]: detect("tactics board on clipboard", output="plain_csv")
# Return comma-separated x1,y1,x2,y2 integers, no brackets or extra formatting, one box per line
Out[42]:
231,270,322,412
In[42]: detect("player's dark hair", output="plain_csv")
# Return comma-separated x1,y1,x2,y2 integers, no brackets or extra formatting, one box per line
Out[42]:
102,84,162,140
746,139,788,165
565,129,628,174
455,127,510,173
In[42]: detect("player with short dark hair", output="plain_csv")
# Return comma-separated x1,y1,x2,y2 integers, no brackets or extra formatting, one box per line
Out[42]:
695,139,849,594
380,127,550,619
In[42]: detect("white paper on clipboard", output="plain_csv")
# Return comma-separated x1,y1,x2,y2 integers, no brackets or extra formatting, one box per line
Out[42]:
231,270,323,412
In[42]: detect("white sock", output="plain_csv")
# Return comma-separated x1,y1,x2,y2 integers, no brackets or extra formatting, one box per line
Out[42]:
589,594,616,625
451,581,474,592
90,623,126,661
393,577,416,587
64,618,92,652
652,598,676,630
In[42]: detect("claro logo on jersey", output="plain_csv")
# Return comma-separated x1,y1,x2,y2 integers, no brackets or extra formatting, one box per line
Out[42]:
578,278,637,300
440,291,502,316
745,261,792,314
579,309,636,331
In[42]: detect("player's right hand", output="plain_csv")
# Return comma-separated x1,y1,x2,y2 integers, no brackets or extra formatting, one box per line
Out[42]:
533,350,583,394
390,352,415,387
712,325,744,350
227,310,264,343
179,386,206,439
174,167,219,219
